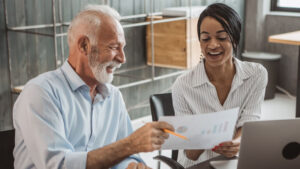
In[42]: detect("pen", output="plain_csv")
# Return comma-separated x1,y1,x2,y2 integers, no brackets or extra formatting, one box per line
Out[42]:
163,129,188,140
141,121,188,140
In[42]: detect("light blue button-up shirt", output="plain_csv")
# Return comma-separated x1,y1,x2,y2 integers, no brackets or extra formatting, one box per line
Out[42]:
13,61,142,169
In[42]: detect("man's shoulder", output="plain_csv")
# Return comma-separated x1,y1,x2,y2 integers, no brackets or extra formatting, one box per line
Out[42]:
25,69,66,93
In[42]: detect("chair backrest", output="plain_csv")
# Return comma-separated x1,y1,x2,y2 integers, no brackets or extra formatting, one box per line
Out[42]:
0,129,15,169
149,93,178,161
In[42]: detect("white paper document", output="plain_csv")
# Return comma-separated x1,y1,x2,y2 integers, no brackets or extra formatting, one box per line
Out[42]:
159,108,239,150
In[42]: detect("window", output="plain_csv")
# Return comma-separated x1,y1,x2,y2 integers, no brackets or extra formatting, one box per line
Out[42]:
271,0,300,12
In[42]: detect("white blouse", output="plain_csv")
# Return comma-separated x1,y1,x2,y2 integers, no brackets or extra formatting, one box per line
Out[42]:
172,57,268,167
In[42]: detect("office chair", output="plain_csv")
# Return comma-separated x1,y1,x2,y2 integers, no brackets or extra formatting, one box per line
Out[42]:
150,93,184,169
0,129,15,169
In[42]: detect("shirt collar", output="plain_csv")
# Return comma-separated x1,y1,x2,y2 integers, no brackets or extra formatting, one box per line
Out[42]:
192,57,251,88
234,57,252,80
61,60,110,98
230,58,251,92
192,59,210,87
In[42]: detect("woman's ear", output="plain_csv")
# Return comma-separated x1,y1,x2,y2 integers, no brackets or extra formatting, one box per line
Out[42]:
78,36,90,56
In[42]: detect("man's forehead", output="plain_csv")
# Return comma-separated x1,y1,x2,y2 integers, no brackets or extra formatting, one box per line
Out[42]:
98,18,124,38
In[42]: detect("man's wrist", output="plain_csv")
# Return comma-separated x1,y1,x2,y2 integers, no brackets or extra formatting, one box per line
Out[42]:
121,137,137,155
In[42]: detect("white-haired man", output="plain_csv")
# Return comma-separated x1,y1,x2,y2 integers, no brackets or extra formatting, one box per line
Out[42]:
13,5,174,169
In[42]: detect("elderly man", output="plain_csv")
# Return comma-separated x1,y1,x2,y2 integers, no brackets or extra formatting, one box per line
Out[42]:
13,5,173,169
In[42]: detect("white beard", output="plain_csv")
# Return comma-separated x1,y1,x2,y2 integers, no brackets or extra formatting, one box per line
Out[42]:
88,52,121,84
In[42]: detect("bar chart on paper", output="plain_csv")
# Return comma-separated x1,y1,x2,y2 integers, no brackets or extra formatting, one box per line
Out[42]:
201,121,229,135
160,108,239,150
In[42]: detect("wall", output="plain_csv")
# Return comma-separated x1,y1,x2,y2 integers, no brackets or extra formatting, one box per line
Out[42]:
0,0,245,131
244,0,271,51
264,13,299,95
244,0,299,95
0,1,13,131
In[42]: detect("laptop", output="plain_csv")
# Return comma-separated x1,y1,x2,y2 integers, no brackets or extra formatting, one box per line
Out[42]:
211,118,300,169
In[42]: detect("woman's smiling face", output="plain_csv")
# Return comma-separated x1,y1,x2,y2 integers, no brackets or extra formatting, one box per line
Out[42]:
199,16,233,67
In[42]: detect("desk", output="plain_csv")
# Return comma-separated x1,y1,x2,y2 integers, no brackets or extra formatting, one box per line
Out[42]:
268,31,300,117
186,156,237,169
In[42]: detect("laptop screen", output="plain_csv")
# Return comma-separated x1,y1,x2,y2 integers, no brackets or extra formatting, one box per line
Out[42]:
237,119,300,169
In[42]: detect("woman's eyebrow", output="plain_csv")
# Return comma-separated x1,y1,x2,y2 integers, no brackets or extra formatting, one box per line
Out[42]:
200,30,226,34
216,30,226,34
200,31,209,34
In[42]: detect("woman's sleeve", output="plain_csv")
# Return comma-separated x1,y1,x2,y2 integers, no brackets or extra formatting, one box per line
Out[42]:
237,66,268,128
172,78,193,116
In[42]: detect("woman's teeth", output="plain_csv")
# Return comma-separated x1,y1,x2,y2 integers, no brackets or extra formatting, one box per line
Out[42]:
208,52,222,55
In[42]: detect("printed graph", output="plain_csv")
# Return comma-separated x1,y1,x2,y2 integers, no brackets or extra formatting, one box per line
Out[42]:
200,121,229,136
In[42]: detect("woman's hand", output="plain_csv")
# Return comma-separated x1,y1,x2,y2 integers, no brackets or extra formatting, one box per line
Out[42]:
212,139,240,158
212,127,242,158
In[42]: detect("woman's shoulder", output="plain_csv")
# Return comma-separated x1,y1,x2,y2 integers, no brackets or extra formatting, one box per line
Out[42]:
173,63,202,87
235,58,268,88
235,58,267,78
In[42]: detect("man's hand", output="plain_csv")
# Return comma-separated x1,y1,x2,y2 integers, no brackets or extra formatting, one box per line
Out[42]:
126,162,152,169
127,121,174,153
212,138,240,158
185,149,205,161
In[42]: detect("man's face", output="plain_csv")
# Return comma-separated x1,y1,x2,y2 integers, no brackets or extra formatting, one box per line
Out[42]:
88,19,126,84
88,48,121,84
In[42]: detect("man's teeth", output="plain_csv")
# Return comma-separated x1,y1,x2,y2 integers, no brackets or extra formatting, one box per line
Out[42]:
107,66,116,71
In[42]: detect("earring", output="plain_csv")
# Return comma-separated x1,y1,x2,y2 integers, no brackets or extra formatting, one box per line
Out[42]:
200,53,204,59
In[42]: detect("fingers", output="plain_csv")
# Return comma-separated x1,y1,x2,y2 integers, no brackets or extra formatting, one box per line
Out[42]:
129,122,173,153
153,135,166,145
219,140,240,147
127,162,151,169
143,122,171,140
216,145,239,152
213,147,239,158
137,163,146,169
153,121,175,131
152,143,161,150
151,129,169,139
127,162,137,169
212,141,240,157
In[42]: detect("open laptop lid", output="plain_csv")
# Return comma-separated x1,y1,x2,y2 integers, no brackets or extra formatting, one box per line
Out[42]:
237,118,300,169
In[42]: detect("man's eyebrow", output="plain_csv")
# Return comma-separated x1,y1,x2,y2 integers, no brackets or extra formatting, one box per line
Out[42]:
108,42,126,47
107,41,119,45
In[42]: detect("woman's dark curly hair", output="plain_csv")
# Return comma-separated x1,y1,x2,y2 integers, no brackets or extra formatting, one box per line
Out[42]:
197,3,242,56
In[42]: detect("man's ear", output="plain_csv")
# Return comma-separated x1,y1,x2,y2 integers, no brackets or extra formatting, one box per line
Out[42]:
78,36,90,56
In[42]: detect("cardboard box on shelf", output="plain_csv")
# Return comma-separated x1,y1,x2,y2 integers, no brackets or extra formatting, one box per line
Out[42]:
146,16,201,69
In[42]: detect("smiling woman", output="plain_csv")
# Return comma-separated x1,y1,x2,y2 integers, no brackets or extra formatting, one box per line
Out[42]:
197,4,241,57
171,3,268,168
199,17,234,68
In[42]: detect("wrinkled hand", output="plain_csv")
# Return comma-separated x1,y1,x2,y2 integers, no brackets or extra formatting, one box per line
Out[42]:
212,138,240,158
126,162,152,169
128,121,174,153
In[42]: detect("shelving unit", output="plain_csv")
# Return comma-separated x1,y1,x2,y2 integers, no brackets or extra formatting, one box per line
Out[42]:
3,0,198,108
3,1,199,168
